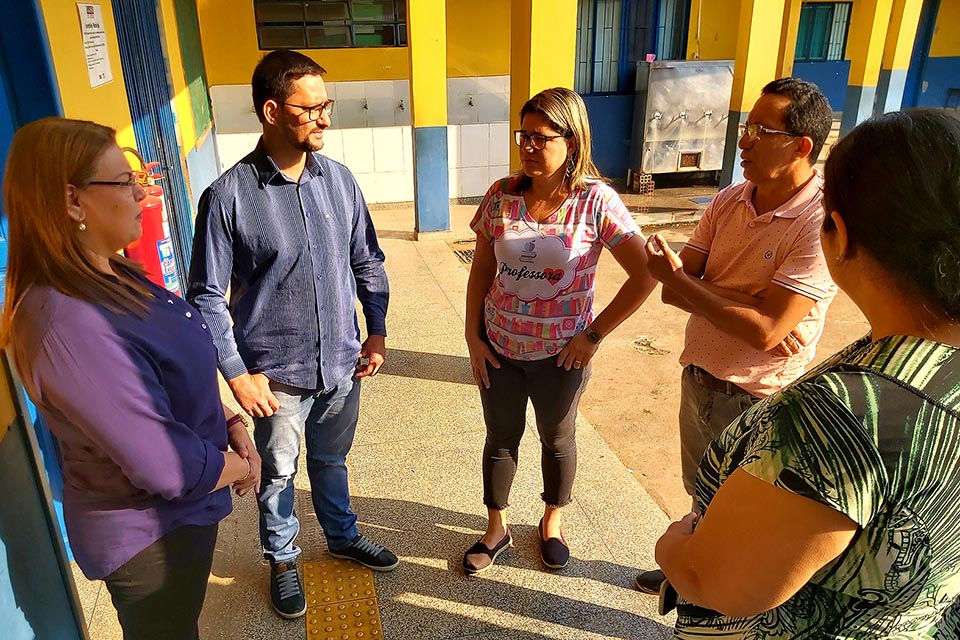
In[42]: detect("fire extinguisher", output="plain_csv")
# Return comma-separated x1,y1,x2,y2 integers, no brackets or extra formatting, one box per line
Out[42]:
122,149,183,297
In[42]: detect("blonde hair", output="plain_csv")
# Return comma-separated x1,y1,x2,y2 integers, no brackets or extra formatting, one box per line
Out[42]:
0,117,151,347
516,87,607,192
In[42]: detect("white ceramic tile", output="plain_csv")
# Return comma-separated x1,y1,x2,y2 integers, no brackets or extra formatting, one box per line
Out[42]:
402,126,414,171
447,167,459,198
364,80,394,99
323,82,337,101
459,124,490,168
341,128,375,174
476,75,508,95
210,87,260,135
319,129,344,165
336,81,366,100
209,84,251,104
448,77,478,99
394,103,411,126
446,125,460,169
374,171,408,203
491,164,510,182
354,172,378,203
336,99,368,129
447,102,474,126
459,166,489,198
393,79,409,101
489,122,510,166
215,133,253,171
476,93,509,123
366,99,395,127
401,170,414,201
372,127,405,173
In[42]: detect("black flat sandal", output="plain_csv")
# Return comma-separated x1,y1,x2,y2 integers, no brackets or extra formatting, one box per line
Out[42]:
463,527,513,575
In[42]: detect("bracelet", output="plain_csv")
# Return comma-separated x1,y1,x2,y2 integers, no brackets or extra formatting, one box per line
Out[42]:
226,414,247,429
239,456,251,482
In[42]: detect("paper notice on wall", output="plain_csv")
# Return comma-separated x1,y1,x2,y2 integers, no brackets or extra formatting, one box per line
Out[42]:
76,3,113,88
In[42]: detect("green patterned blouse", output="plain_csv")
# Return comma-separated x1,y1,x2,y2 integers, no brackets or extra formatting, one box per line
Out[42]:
676,335,960,639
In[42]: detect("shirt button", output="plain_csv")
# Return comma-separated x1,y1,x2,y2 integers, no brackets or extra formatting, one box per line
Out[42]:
185,311,192,318
748,222,756,228
316,274,322,280
167,299,174,304
202,324,207,329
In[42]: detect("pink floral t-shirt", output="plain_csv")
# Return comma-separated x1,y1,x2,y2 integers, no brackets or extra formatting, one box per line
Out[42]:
470,177,642,361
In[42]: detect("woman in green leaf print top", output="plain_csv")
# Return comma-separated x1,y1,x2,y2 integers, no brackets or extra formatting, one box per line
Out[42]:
653,108,960,638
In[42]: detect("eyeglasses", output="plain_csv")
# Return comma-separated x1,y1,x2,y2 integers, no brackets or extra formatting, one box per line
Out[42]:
514,130,568,150
283,100,336,121
86,171,149,191
738,122,800,141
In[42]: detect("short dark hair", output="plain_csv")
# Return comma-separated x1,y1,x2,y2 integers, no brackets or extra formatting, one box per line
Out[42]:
761,77,833,163
824,108,960,320
252,50,327,123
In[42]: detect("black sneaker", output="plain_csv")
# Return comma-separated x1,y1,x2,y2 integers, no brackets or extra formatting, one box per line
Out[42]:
270,561,306,619
329,534,399,571
635,569,666,595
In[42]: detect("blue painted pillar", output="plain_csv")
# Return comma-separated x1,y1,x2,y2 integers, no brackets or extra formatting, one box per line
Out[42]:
874,0,924,116
840,0,894,134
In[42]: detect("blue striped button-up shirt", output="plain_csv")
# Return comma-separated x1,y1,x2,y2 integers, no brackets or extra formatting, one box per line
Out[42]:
187,141,388,391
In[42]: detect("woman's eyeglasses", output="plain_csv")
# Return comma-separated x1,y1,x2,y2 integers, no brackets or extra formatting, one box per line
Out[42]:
86,170,150,192
283,100,336,121
514,130,567,150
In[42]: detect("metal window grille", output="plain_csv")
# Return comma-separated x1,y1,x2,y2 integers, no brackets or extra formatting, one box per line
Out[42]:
253,0,407,49
795,2,851,62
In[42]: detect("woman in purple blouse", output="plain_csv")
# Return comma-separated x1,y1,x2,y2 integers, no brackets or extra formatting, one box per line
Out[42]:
0,118,262,639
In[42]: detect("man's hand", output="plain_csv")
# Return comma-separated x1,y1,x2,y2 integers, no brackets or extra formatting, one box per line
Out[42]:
227,420,262,496
356,335,386,378
227,372,280,418
645,234,685,284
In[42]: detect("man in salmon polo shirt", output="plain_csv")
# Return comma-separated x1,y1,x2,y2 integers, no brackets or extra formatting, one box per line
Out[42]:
635,77,837,596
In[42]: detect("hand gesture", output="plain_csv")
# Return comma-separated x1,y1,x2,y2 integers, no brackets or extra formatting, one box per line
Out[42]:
556,331,599,371
356,335,386,378
227,372,280,418
466,335,501,389
227,421,262,497
775,328,807,356
644,234,685,284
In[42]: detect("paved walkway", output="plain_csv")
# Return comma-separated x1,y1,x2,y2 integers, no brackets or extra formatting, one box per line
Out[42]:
72,197,707,639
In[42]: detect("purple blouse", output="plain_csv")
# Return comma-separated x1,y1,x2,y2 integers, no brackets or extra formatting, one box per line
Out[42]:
11,280,231,579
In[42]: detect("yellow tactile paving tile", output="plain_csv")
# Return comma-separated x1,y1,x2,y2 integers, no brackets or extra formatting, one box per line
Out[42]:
303,559,383,639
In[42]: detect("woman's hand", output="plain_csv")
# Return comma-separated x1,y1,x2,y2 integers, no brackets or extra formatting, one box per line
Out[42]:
466,334,501,389
557,331,599,371
227,420,262,497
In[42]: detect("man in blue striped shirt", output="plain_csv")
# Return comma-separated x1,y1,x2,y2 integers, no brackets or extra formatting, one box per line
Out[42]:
187,50,396,620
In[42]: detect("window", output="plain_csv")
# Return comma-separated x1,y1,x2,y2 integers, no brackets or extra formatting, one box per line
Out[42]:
795,2,851,62
575,0,688,95
254,0,407,49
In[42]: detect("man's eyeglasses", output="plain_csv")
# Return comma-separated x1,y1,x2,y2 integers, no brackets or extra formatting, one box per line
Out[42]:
86,170,149,192
514,130,568,150
738,122,800,141
283,100,336,121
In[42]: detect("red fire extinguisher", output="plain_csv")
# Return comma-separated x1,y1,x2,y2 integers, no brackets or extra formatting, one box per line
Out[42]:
122,151,183,297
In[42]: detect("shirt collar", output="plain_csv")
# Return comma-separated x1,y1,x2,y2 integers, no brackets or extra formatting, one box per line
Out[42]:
251,138,325,187
738,168,823,220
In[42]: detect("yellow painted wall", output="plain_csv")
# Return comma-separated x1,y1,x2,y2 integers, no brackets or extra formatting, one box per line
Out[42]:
930,0,960,57
159,0,199,151
447,0,510,77
687,0,741,60
196,0,409,84
36,0,136,149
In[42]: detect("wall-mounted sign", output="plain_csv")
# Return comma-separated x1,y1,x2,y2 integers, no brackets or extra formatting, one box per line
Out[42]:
76,3,113,88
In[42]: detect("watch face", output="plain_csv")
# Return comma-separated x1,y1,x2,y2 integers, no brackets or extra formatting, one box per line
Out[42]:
586,328,601,343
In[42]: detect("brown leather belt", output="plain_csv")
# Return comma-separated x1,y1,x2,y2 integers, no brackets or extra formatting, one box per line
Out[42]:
687,364,753,397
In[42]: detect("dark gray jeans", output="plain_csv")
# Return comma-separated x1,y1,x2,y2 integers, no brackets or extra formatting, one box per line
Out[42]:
479,352,591,510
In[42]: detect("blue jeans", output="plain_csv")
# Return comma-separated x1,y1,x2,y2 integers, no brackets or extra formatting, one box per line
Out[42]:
253,372,361,563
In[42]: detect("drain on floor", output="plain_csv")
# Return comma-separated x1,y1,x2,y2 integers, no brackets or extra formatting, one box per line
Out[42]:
450,238,476,264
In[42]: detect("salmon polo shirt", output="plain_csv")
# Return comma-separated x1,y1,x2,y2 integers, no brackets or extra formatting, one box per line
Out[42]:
679,171,837,397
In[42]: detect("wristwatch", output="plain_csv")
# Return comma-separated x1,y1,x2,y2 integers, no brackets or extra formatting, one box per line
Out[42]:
584,326,603,344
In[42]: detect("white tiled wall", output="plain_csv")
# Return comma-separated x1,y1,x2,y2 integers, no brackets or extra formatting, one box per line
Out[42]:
209,76,511,202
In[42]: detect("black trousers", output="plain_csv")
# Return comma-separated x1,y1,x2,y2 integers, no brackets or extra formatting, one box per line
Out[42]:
103,523,219,640
479,352,590,509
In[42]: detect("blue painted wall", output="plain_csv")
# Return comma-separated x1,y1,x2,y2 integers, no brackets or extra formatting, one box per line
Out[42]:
911,56,960,108
793,61,851,112
412,126,449,233
582,94,635,181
